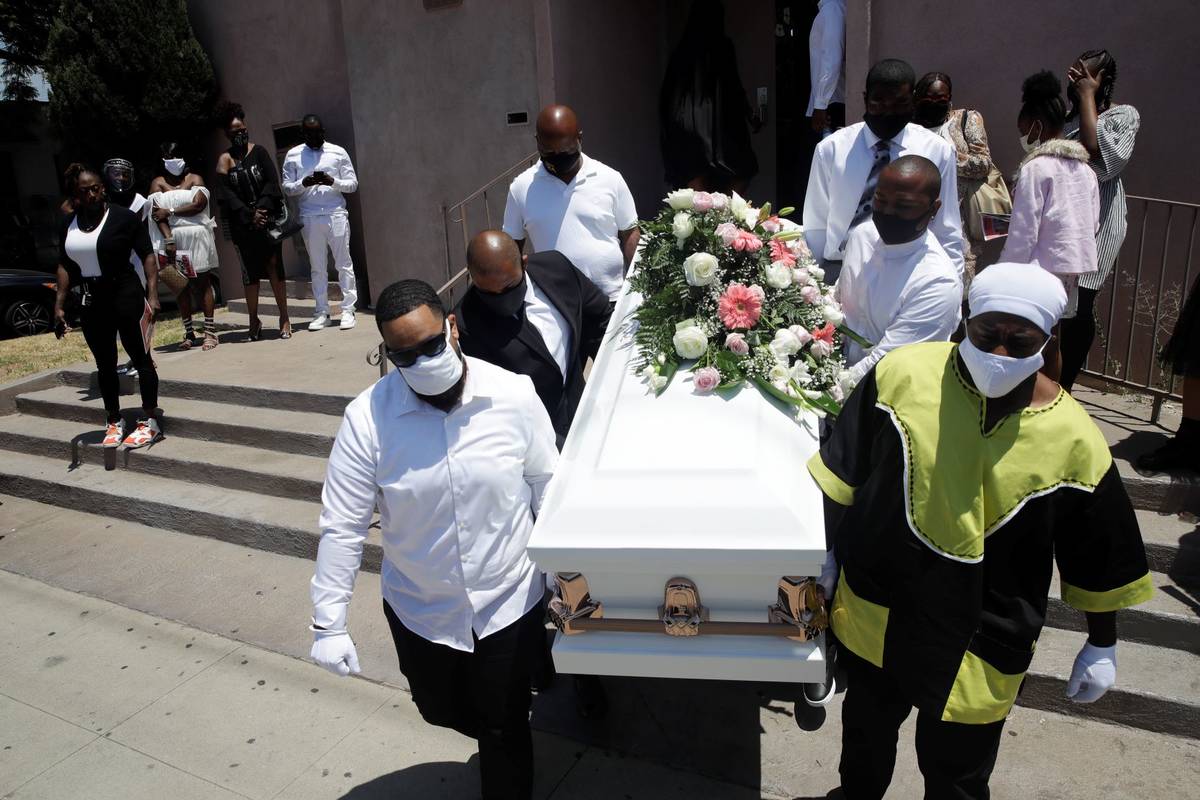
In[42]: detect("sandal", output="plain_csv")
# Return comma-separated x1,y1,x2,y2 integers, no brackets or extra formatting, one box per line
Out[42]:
203,332,219,351
280,321,292,340
179,337,195,351
248,317,263,342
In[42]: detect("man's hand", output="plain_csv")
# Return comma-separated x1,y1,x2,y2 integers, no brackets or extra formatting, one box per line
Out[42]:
1068,61,1105,99
310,629,361,677
315,171,335,187
1066,642,1116,703
152,207,171,223
53,304,68,336
301,174,318,187
148,296,161,323
817,550,839,598
811,108,829,133
252,208,269,229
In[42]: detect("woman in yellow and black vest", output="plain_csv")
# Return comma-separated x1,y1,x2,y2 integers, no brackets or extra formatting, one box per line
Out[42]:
807,262,1152,799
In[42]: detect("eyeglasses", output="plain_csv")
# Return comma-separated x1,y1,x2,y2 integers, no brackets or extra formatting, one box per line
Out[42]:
385,331,449,368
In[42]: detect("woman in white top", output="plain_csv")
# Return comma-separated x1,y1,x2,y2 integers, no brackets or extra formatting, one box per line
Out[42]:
149,142,220,350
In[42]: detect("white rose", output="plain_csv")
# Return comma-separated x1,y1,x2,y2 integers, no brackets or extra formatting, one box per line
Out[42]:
810,264,826,282
730,191,752,219
672,325,709,360
640,364,657,379
838,369,858,393
830,383,845,403
770,328,802,358
822,305,845,326
649,374,669,392
709,192,729,210
742,209,760,230
810,338,834,359
789,361,812,385
682,251,719,286
764,261,793,290
768,364,790,386
672,211,696,242
665,188,695,210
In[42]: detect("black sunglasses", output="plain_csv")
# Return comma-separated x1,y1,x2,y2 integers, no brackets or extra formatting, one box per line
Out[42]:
385,330,449,368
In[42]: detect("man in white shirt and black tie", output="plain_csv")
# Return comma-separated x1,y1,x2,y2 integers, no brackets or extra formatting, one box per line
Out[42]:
282,114,359,331
309,279,558,799
837,155,962,386
804,59,963,285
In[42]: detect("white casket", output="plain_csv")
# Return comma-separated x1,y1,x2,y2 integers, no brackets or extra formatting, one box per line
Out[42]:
527,285,828,684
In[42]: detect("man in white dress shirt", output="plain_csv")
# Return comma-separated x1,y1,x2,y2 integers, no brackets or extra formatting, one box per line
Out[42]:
309,279,558,799
503,104,640,303
804,59,963,285
282,114,359,331
837,156,962,387
807,0,846,135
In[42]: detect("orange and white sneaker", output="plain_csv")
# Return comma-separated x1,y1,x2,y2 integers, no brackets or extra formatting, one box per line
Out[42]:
122,417,162,449
102,419,126,448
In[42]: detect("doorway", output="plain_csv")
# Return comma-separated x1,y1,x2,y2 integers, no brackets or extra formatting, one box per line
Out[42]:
774,0,820,212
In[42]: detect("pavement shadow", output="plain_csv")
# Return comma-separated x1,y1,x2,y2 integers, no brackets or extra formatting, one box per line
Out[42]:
337,756,479,799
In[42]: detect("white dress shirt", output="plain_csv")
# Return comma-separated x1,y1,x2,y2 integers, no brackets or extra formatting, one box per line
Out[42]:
806,0,846,117
803,122,965,275
837,222,962,385
525,276,571,383
281,142,359,217
503,154,638,301
311,357,559,652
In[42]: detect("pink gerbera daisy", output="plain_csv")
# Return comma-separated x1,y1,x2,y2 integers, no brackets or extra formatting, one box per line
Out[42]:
718,283,763,329
769,238,796,266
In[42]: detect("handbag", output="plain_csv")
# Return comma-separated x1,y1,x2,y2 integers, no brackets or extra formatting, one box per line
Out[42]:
960,109,1013,242
268,201,304,240
155,253,189,295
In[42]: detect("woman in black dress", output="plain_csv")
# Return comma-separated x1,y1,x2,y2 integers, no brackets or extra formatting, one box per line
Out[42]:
1138,277,1200,474
53,163,162,449
215,102,292,340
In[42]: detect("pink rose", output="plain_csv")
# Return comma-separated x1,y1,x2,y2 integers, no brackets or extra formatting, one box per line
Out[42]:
709,192,730,210
801,285,821,304
810,338,834,359
761,216,782,234
792,267,811,285
725,332,750,356
748,284,766,302
731,230,763,252
788,325,813,346
790,239,813,261
715,221,740,246
692,191,714,212
693,366,721,393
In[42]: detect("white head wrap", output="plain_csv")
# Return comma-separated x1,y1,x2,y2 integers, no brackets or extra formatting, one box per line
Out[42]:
967,262,1067,335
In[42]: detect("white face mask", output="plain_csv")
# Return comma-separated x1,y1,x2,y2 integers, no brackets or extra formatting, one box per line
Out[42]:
397,323,464,396
958,336,1046,398
1017,122,1042,154
163,158,186,176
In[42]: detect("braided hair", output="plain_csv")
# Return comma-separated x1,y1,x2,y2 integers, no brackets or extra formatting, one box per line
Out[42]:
1067,48,1117,120
1020,70,1067,132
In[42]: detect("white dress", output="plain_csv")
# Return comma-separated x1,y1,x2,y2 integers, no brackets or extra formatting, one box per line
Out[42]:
148,186,219,275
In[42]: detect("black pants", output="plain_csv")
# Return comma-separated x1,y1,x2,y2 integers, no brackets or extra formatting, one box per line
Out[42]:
1059,286,1099,391
79,279,158,423
839,649,1005,800
383,600,543,800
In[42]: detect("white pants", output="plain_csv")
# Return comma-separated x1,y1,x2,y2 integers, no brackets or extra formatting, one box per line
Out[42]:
302,212,357,314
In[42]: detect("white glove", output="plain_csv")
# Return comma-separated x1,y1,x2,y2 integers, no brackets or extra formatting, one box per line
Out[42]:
310,628,361,677
1065,642,1116,703
817,550,839,598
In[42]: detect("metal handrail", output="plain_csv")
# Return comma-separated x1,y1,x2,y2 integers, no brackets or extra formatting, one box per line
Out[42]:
1081,194,1198,422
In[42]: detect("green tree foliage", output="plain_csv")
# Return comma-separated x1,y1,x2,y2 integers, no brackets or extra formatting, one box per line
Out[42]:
43,0,215,167
0,0,55,102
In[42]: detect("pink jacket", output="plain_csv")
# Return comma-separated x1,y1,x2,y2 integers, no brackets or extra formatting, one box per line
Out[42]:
1000,139,1100,276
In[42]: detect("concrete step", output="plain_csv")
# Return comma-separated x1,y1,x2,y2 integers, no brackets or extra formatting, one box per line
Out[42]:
1046,569,1199,655
1022,623,1200,740
0,415,327,504
284,279,343,301
15,384,340,457
55,365,357,417
226,296,351,320
0,453,381,574
1136,508,1200,578
1116,455,1200,515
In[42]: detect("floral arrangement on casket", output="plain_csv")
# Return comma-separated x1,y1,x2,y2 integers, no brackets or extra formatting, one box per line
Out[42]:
629,188,867,417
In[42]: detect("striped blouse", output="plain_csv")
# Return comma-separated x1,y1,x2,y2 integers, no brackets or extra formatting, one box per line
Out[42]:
1066,104,1140,290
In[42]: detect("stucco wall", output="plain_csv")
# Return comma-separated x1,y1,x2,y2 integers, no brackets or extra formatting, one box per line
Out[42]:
863,0,1195,203
338,0,542,294
186,0,368,301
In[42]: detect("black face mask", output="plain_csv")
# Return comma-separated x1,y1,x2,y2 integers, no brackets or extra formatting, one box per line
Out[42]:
304,133,325,149
542,149,581,177
873,204,933,245
914,100,950,128
476,274,527,318
230,130,249,150
863,110,913,141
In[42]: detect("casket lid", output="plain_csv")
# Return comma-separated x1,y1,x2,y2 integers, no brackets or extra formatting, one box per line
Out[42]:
528,289,827,575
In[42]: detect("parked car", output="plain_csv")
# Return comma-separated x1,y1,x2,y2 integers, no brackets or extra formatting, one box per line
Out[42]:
0,268,57,337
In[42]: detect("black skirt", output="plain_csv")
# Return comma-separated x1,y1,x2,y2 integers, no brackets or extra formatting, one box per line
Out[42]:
1163,272,1200,376
232,227,282,285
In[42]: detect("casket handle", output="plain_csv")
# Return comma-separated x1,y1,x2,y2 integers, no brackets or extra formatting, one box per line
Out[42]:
767,576,829,641
548,572,604,635
659,577,709,636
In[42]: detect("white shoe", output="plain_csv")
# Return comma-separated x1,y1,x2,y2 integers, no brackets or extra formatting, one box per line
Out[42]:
308,313,330,332
122,417,162,449
339,310,356,331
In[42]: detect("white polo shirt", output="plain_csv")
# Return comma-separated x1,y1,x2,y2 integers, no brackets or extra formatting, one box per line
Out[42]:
503,154,638,300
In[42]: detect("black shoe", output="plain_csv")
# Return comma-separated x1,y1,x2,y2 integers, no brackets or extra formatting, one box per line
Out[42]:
803,640,838,707
1136,437,1200,475
574,675,608,719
